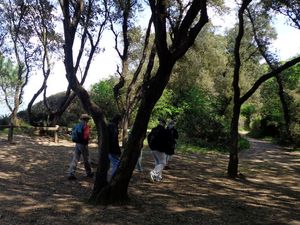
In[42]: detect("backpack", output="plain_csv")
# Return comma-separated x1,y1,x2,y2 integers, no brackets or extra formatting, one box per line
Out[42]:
147,127,160,150
71,123,84,143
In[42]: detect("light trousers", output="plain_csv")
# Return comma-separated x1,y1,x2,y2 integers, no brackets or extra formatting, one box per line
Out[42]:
68,143,92,176
151,150,167,179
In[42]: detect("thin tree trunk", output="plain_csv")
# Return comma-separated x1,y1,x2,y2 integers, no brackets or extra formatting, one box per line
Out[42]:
227,0,252,178
276,75,292,141
121,114,129,147
8,122,14,143
228,104,241,178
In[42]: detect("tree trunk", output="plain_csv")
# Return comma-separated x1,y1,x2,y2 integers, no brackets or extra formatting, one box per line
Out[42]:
89,117,111,202
8,122,14,143
121,111,129,146
227,103,241,178
89,65,173,204
27,82,47,125
227,0,251,178
276,75,292,141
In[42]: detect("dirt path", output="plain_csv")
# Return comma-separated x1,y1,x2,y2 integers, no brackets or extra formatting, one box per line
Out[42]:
0,135,299,225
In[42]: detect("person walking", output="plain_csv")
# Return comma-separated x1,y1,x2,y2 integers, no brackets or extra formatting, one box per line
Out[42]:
108,115,122,178
147,119,168,182
165,119,178,169
68,114,93,180
135,148,143,172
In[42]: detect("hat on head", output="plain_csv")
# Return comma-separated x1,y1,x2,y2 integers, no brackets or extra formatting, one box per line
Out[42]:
80,114,91,120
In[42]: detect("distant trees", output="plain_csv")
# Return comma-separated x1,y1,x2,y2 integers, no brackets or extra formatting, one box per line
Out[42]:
257,64,300,145
26,0,64,126
90,78,119,118
0,1,38,141
0,54,19,117
227,0,300,178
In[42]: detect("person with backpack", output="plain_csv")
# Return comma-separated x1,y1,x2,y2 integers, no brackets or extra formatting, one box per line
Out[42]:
165,119,178,169
147,119,168,182
68,114,93,180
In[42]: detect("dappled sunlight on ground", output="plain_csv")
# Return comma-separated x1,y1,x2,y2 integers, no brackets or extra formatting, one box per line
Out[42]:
0,134,299,224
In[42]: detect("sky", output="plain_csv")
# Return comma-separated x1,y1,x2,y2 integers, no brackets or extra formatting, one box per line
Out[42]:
1,3,300,117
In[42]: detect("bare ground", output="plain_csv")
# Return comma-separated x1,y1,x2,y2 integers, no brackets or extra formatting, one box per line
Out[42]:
0,135,299,225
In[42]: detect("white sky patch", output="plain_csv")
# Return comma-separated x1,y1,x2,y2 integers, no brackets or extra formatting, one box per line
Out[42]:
271,16,300,60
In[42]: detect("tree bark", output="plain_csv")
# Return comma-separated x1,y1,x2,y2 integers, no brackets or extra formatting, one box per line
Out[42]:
228,103,241,178
276,75,292,141
89,65,173,204
227,0,252,178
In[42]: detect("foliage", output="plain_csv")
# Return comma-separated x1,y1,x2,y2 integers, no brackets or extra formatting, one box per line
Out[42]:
262,0,300,29
0,54,19,108
90,77,119,119
18,92,85,127
241,103,256,130
0,115,9,128
165,25,231,146
149,88,182,128
176,86,230,145
248,62,300,146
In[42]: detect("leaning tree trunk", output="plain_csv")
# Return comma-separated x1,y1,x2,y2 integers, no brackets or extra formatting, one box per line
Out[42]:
89,64,173,204
88,0,209,204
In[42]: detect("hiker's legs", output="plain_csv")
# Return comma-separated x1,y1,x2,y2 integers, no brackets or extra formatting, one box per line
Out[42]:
81,144,92,176
109,153,120,177
151,150,166,180
68,143,81,176
135,151,143,171
151,150,160,166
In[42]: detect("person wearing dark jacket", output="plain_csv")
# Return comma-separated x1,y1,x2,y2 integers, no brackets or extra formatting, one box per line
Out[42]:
108,115,122,178
148,119,168,182
165,120,178,169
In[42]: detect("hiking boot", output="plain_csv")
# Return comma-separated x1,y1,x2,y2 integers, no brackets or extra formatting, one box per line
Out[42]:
150,171,156,182
156,176,162,182
68,175,77,180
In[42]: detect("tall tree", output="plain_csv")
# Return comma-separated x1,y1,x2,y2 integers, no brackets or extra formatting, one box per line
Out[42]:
227,0,300,178
247,3,293,141
0,0,37,142
26,0,63,126
108,0,153,146
0,54,19,116
60,0,209,204
90,0,209,204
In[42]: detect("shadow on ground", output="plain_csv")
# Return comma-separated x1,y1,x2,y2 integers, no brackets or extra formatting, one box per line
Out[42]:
0,135,299,225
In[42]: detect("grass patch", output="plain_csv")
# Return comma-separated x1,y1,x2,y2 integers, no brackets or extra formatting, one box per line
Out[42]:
177,141,229,154
239,136,250,150
177,136,250,154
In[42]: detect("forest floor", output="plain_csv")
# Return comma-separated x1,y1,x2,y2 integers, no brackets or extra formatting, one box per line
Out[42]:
0,134,299,225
